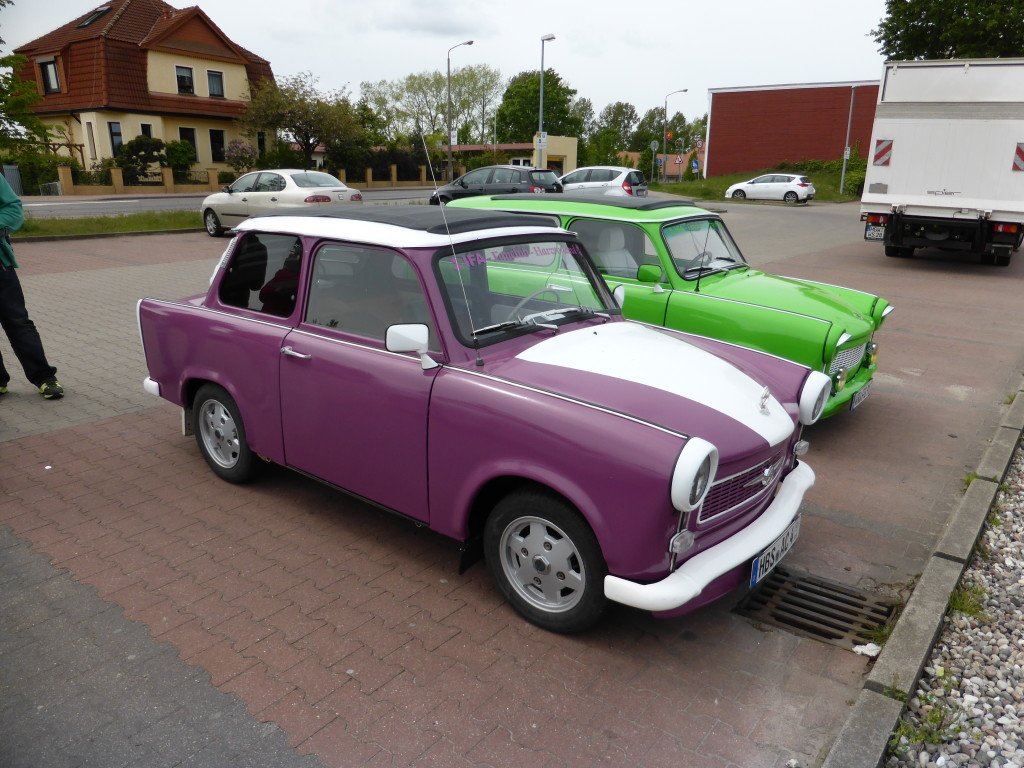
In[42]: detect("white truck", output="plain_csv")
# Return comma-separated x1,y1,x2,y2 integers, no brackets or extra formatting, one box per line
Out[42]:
860,58,1024,267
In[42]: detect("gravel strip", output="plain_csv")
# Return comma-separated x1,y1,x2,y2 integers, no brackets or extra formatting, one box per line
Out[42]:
887,443,1024,768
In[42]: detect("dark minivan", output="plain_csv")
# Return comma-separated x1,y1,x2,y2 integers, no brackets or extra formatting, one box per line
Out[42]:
429,165,562,205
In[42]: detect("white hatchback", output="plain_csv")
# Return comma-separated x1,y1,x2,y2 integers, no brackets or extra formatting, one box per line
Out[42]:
560,166,648,197
202,169,363,236
725,173,815,203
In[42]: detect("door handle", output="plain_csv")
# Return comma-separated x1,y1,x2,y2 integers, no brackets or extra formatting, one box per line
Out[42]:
270,197,278,202
281,346,311,359
241,196,248,201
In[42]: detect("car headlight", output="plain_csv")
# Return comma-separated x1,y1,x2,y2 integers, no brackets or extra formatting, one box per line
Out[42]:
671,438,719,513
799,371,832,425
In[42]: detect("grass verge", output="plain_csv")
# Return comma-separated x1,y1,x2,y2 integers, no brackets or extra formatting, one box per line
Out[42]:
15,210,202,238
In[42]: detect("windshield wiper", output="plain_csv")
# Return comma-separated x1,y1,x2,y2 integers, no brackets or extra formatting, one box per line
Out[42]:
559,307,610,321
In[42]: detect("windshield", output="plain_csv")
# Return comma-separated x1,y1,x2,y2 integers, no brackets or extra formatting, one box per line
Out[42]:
663,218,748,279
436,238,617,346
289,171,345,188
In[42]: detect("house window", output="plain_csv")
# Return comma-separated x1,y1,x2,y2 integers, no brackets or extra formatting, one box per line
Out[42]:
39,60,60,94
140,123,152,138
85,122,97,161
176,66,194,95
207,71,224,98
257,131,266,157
77,6,110,27
108,121,123,154
209,130,225,162
179,127,198,161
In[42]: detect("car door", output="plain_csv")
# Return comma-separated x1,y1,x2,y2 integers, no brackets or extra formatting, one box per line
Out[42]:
279,241,438,521
746,175,773,200
217,172,260,225
483,167,520,195
560,169,589,194
454,167,493,200
245,172,286,216
569,218,671,324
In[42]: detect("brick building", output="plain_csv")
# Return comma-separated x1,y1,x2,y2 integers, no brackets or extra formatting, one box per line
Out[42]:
704,81,879,177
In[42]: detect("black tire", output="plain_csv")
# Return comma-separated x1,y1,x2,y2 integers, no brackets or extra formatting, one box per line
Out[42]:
994,247,1012,267
203,209,224,237
484,491,607,633
1015,232,1024,252
731,190,746,199
783,191,799,203
192,384,258,483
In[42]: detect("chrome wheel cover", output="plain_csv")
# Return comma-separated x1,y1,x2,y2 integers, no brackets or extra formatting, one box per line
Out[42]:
198,397,239,468
204,211,218,234
499,515,585,613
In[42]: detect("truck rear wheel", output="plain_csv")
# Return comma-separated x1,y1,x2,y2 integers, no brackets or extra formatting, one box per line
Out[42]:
994,247,1012,267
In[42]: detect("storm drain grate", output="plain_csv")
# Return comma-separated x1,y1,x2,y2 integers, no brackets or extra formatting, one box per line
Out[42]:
735,567,895,651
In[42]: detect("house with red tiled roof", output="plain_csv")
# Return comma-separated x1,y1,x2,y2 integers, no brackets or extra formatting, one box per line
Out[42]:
14,0,274,170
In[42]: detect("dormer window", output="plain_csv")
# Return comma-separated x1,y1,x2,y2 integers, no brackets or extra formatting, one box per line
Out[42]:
77,6,110,27
40,60,60,94
176,66,194,95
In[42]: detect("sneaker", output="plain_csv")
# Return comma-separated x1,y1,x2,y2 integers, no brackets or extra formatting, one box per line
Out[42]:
38,379,63,400
0,384,7,395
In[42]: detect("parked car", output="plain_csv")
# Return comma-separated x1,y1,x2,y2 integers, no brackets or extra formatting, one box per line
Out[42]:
559,166,648,197
428,165,562,205
202,169,362,236
449,195,892,418
138,206,829,632
725,173,815,203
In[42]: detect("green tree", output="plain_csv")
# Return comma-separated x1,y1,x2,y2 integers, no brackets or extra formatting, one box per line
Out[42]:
164,140,194,175
873,0,1024,59
114,135,166,183
244,72,359,169
630,107,664,152
595,101,638,153
0,54,49,150
494,70,585,143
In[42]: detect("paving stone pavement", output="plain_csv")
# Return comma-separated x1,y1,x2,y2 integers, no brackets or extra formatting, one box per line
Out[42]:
0,232,875,768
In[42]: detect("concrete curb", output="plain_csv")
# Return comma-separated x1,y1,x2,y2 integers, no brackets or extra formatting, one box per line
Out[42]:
821,375,1024,768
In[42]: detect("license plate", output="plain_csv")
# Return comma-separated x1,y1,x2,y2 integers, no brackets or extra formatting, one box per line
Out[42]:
637,189,648,197
750,515,800,587
865,224,885,241
851,380,873,410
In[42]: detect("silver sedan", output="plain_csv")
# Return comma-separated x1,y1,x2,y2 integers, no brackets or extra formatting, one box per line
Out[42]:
202,169,362,236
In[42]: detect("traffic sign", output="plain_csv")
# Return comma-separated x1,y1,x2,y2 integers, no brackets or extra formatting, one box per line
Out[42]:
695,138,704,149
656,158,663,165
675,156,682,164
537,131,548,149
691,159,699,170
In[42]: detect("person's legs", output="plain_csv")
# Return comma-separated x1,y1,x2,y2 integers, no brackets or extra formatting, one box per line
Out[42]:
0,266,59,392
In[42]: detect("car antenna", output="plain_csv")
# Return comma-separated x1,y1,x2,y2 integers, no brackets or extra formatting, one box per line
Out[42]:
420,132,484,367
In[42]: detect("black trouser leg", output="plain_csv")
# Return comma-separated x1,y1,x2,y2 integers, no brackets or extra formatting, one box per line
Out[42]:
0,266,57,387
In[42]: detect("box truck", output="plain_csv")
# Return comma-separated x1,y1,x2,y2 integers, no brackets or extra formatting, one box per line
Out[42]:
860,58,1024,266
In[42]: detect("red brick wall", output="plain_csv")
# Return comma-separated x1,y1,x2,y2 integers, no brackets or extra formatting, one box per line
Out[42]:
706,84,879,177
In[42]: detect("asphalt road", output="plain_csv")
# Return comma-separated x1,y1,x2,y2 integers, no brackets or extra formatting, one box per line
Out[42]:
21,187,432,218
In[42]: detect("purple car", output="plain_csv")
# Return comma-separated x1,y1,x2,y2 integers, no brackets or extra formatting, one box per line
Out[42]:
137,207,830,633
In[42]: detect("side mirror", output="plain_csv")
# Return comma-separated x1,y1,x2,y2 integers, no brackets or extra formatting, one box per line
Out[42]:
458,179,468,188
636,264,661,283
612,284,626,308
386,323,439,370
222,185,231,193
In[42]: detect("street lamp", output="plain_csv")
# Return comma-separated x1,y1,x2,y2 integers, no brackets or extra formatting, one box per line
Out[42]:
538,33,556,169
662,88,687,183
839,83,862,195
447,39,474,181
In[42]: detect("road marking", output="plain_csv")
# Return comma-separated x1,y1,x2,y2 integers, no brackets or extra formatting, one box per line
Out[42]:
24,200,142,206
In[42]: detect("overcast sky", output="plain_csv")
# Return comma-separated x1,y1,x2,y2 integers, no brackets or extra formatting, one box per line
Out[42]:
3,0,889,121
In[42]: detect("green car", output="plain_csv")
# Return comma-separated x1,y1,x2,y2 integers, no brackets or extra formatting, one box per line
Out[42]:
449,195,893,418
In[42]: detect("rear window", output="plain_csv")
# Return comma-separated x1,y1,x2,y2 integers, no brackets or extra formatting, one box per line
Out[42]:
290,172,344,188
627,171,646,185
799,176,812,184
529,170,559,185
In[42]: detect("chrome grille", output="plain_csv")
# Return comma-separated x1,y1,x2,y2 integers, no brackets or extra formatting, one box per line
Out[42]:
698,452,784,524
829,343,866,375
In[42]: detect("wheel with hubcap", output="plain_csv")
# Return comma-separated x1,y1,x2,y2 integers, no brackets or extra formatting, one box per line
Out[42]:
783,191,799,203
731,190,746,199
204,209,224,237
193,384,258,483
484,491,607,633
